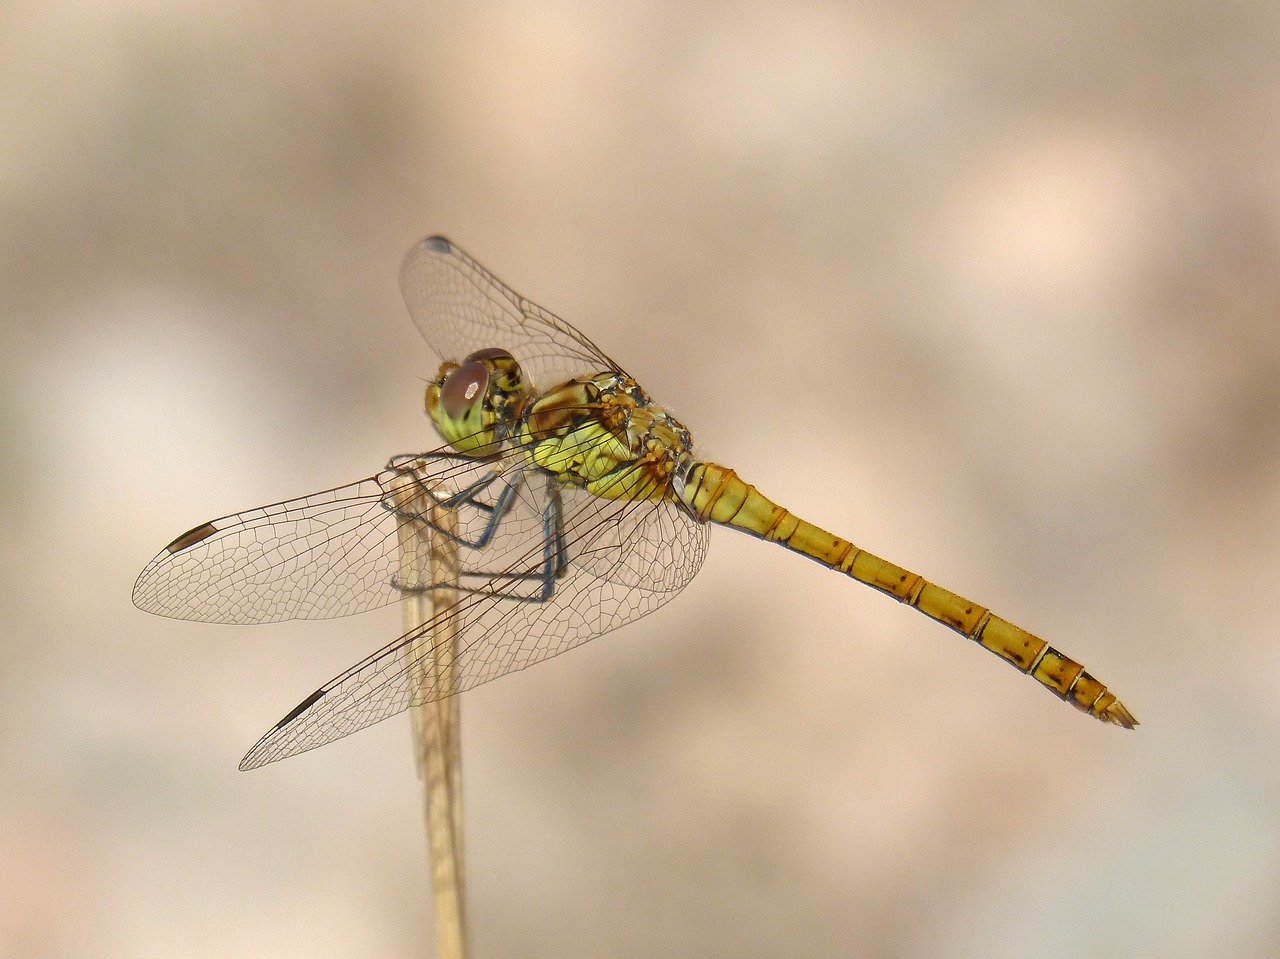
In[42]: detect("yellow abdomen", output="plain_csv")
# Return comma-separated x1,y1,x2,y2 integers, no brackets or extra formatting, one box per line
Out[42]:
674,460,1136,729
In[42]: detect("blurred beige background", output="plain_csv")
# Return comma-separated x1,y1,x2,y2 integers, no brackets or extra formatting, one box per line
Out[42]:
3,0,1278,956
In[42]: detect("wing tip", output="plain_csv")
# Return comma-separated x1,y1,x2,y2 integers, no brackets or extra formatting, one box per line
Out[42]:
238,687,328,771
401,235,458,289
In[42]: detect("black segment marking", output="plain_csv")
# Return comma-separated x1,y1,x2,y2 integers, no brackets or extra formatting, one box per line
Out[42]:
165,522,218,553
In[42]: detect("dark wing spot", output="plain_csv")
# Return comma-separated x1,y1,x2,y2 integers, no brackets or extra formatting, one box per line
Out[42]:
277,688,325,729
165,522,218,553
425,235,452,252
468,347,515,362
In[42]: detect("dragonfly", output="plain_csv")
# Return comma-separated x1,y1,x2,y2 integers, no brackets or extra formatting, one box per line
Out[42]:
134,235,1137,770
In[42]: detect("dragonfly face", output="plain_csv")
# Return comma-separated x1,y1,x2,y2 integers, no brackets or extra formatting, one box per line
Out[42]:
426,347,530,457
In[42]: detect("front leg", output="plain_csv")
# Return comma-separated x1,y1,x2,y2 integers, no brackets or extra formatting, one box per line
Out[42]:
394,471,568,605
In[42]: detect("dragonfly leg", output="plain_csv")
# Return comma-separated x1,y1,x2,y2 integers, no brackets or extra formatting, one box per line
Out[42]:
535,479,571,589
382,459,523,550
394,474,567,604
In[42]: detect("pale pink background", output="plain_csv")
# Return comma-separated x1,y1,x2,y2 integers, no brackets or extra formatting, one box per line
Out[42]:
3,1,1278,956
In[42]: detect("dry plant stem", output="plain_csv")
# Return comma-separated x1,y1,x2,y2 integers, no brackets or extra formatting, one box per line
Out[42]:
396,486,467,959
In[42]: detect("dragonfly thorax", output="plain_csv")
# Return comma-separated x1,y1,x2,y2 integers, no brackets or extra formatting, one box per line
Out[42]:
426,348,531,457
519,371,694,502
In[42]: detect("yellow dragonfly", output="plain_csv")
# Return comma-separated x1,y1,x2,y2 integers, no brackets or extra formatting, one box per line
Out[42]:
134,236,1137,769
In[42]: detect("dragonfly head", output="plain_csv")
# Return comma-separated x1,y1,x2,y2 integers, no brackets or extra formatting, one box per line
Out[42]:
426,348,530,456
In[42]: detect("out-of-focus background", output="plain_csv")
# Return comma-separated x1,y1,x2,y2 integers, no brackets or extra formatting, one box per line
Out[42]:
4,1,1278,956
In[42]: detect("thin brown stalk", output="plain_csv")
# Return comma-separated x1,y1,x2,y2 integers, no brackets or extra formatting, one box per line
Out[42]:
395,476,467,959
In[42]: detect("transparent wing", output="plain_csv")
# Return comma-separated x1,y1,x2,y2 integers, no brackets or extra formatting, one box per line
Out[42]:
132,452,530,624
133,474,408,624
399,235,625,388
238,482,710,769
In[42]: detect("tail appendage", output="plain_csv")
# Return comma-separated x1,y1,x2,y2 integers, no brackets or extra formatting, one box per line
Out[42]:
676,461,1137,729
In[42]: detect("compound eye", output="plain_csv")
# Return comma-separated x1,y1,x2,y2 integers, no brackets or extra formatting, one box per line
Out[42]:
440,359,490,419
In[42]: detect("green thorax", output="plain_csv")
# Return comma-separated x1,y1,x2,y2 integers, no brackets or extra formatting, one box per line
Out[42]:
519,372,694,502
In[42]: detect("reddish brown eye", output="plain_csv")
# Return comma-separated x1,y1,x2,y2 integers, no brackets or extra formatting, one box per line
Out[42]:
440,360,489,418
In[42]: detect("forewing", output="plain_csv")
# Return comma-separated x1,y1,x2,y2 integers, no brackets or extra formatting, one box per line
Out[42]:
132,454,521,624
399,235,624,388
238,488,710,768
133,476,404,624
